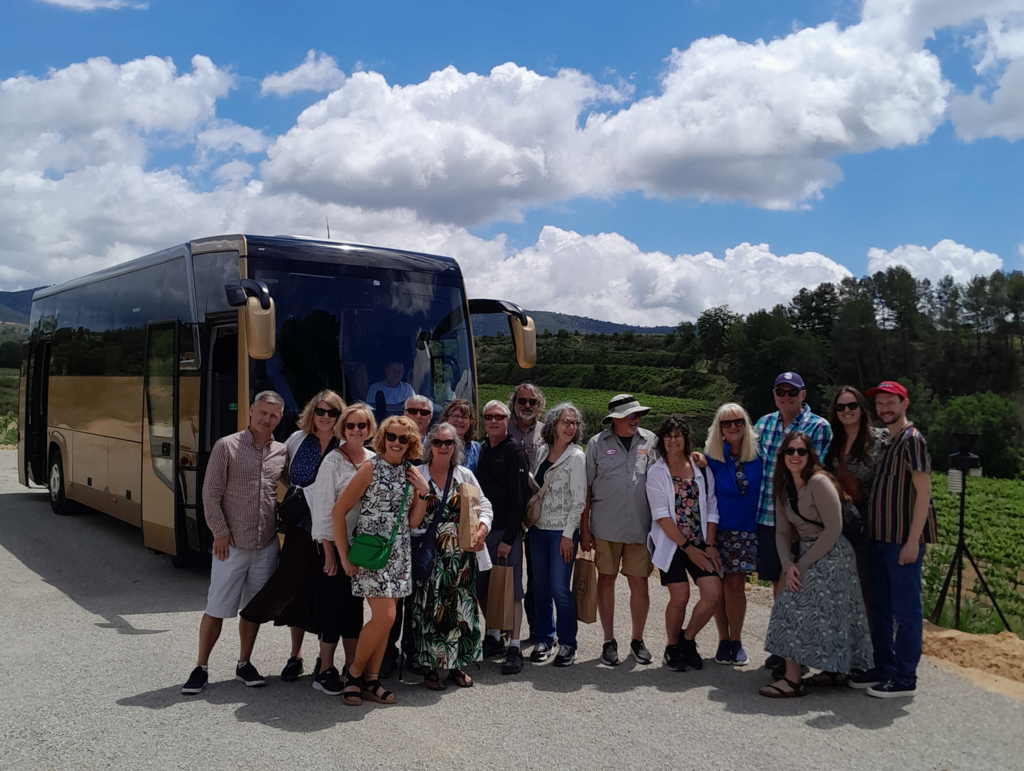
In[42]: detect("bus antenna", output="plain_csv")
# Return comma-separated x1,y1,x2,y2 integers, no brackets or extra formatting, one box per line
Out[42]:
326,215,331,239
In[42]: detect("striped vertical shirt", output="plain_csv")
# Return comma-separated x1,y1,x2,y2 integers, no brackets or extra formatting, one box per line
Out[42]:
755,405,833,527
867,423,938,544
202,428,289,550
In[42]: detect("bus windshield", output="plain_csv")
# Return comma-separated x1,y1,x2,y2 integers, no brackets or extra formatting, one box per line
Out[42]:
246,255,474,429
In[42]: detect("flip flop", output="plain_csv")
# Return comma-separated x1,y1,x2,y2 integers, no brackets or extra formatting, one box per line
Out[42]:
759,677,806,699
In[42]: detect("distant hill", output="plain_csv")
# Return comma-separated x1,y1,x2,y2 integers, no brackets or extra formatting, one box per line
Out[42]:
0,288,45,323
471,309,675,336
0,303,28,324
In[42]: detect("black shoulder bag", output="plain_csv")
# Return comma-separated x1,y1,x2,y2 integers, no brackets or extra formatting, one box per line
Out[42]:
411,465,455,582
277,440,334,532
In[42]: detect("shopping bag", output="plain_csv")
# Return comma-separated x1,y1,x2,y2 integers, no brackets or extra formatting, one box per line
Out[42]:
573,551,598,624
458,483,482,551
485,559,515,631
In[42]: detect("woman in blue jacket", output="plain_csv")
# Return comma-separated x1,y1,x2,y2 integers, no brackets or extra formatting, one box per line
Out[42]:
704,403,762,666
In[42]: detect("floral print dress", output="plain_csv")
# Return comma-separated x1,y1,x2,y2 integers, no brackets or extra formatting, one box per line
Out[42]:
351,456,413,599
409,473,482,669
673,476,704,547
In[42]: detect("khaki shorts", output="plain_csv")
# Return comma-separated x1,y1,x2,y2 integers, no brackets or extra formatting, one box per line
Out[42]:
594,538,653,577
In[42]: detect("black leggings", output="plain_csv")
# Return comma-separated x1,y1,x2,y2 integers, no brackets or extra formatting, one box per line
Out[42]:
315,543,364,645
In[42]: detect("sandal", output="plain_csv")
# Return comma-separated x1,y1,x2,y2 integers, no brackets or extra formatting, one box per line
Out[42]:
803,671,848,688
360,676,396,705
447,668,474,688
424,669,446,691
759,677,806,699
343,671,363,707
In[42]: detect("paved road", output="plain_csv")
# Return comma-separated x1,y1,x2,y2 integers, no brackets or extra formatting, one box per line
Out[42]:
1,450,1021,771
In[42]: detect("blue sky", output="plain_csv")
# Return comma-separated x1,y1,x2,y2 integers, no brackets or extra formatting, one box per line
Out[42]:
2,0,1023,324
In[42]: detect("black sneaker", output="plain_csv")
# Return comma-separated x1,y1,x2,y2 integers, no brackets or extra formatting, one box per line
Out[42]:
181,666,208,695
312,666,344,696
483,635,506,658
630,638,653,665
663,645,686,672
501,646,524,675
765,653,784,670
867,680,917,699
235,662,266,687
849,668,883,690
280,656,303,682
553,645,577,667
601,639,620,666
530,642,553,663
714,640,734,665
679,638,703,670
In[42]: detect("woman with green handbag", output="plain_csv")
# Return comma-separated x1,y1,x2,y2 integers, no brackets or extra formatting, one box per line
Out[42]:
331,415,430,706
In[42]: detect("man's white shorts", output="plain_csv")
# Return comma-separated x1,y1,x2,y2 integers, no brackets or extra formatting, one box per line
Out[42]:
205,540,279,619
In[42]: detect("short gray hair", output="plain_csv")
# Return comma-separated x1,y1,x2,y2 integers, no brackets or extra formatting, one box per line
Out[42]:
483,399,510,417
405,394,432,410
541,402,584,446
253,390,284,408
422,422,465,467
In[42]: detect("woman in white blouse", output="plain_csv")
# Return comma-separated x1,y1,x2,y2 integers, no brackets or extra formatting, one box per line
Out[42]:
528,403,587,668
302,402,377,697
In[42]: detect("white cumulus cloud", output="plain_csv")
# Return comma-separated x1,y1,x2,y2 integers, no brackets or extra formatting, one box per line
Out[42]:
260,50,347,97
867,239,1003,283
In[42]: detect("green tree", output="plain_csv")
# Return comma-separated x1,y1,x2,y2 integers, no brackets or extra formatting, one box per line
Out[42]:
929,391,1023,478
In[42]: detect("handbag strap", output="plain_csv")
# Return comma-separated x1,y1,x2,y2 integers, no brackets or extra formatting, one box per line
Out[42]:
423,465,455,538
787,478,826,529
383,480,412,548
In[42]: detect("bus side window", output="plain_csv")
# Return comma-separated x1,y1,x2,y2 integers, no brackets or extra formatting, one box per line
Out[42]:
193,252,240,319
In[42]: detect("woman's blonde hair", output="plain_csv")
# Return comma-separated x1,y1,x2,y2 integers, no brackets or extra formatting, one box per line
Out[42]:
704,402,759,464
296,390,346,436
371,415,424,460
338,403,377,442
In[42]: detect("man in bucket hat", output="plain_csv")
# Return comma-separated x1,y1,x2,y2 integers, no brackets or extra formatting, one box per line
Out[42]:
581,394,658,667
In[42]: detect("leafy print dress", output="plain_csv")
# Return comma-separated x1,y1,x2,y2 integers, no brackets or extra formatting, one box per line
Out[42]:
351,456,412,599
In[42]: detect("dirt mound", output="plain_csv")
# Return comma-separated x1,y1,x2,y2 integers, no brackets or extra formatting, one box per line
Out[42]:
923,624,1024,685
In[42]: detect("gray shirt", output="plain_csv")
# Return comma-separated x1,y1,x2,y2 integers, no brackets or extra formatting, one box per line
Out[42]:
509,419,546,471
585,427,657,544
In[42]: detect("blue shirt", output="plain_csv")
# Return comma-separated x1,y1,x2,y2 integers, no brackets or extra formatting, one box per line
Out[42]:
463,440,481,474
706,442,762,532
755,404,832,527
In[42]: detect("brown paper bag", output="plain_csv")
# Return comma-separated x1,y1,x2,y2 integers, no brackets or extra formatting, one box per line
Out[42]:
458,482,482,551
573,551,598,624
485,561,515,631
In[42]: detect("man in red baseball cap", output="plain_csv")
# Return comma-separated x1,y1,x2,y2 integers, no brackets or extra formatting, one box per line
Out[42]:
849,380,937,699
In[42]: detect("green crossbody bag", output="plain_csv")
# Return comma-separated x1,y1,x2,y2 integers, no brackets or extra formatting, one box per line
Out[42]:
348,479,411,571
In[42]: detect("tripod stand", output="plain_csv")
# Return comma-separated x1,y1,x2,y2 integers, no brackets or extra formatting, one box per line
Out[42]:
929,446,1011,632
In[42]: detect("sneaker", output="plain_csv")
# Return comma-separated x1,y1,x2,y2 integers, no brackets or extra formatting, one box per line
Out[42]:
848,668,882,690
553,645,577,667
235,662,266,687
663,644,687,672
630,639,653,665
764,653,784,670
867,680,917,699
181,666,208,695
483,635,506,658
601,639,620,667
679,637,703,670
312,666,344,696
280,656,303,682
501,646,524,675
715,640,734,665
530,642,553,663
731,641,749,666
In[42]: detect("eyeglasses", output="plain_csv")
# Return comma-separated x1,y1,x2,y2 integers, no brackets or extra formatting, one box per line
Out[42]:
560,419,579,428
775,387,801,398
835,402,859,413
720,418,745,429
430,438,455,448
784,447,809,456
385,431,410,445
483,414,508,421
405,408,431,417
517,398,539,407
314,408,341,418
345,422,368,431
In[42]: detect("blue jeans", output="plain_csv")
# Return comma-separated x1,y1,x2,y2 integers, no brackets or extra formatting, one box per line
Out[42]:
529,527,579,649
867,539,925,686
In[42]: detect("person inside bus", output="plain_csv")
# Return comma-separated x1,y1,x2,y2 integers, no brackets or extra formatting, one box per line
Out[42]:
366,361,416,419
239,390,345,684
182,391,289,696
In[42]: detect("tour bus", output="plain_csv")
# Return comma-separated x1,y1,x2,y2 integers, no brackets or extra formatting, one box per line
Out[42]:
17,235,536,566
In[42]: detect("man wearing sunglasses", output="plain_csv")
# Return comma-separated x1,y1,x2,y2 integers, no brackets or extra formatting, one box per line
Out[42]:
403,395,434,445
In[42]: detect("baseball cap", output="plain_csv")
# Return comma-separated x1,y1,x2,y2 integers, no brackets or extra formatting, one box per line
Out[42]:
866,381,908,399
773,372,805,390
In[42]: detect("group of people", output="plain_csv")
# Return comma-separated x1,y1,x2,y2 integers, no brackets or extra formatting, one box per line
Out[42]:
182,372,936,705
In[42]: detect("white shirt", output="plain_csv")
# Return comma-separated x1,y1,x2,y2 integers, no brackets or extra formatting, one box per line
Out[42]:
303,445,376,543
645,456,719,573
365,381,416,409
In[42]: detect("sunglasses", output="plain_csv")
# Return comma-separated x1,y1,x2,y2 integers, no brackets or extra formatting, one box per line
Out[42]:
835,402,859,413
720,418,745,429
345,422,368,431
313,408,341,418
784,447,809,456
517,398,539,407
405,408,431,417
483,413,508,421
430,438,455,448
385,431,411,445
775,387,801,398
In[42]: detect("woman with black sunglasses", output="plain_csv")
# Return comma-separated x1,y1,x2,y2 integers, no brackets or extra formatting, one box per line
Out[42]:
760,432,872,698
241,389,345,683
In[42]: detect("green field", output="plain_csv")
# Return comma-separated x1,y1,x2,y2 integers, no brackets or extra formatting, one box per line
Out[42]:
0,367,17,419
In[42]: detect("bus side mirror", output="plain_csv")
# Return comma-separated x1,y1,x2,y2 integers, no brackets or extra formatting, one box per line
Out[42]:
510,314,536,369
246,297,276,360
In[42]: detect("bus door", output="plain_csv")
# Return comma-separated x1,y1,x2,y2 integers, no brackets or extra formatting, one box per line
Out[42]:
22,340,50,486
141,323,179,556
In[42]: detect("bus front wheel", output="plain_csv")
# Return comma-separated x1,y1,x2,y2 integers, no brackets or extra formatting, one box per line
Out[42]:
48,451,81,516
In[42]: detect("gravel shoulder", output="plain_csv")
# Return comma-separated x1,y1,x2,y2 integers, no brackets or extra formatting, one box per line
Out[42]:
1,450,1021,771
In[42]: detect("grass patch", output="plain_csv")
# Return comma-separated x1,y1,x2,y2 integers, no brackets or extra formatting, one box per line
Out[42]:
0,368,18,416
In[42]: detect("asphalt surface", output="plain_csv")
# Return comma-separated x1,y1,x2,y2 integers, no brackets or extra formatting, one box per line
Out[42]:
1,450,1021,771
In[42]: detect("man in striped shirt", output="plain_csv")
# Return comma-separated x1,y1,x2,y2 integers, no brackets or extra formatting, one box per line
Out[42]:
182,391,289,695
851,381,937,699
